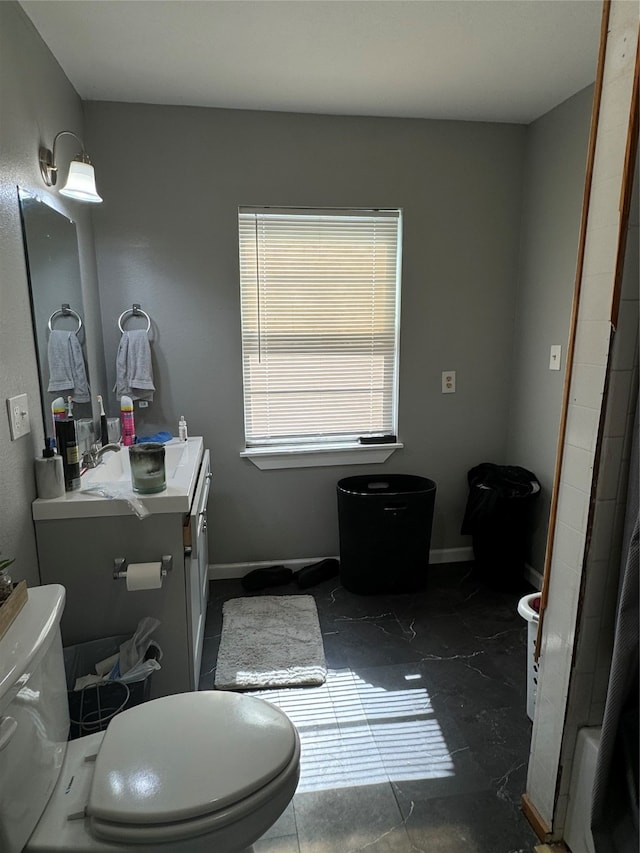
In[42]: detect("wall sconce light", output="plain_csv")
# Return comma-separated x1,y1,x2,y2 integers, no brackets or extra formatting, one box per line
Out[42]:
39,131,103,204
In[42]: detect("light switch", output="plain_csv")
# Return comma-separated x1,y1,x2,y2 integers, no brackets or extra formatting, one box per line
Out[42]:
549,345,562,371
442,371,456,393
6,394,31,440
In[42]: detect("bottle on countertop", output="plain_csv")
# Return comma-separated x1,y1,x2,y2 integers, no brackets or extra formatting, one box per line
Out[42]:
35,437,65,499
50,396,66,451
121,395,135,446
54,416,81,492
178,415,188,442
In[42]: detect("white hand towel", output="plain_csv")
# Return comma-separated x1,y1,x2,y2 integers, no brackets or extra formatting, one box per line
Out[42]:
47,329,90,403
114,329,155,402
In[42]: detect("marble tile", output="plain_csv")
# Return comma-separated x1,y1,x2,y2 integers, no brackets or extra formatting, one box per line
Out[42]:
204,563,538,853
260,802,298,840
254,836,301,853
396,789,538,853
294,782,412,853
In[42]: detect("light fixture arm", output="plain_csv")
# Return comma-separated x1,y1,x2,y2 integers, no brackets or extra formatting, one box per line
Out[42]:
40,130,91,187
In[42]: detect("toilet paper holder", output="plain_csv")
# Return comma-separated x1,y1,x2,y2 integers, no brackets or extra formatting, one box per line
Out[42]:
113,555,172,580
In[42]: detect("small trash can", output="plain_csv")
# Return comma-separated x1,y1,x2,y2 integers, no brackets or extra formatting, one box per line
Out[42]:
337,474,437,594
64,634,155,740
518,592,541,720
461,463,540,591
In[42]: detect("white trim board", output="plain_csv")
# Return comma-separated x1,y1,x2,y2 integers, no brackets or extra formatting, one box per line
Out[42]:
208,546,474,581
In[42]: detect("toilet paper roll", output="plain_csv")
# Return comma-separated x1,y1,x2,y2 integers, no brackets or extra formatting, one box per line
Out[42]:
126,562,163,591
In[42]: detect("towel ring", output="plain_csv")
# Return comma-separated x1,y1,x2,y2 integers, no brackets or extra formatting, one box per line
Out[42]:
48,304,83,333
118,304,151,334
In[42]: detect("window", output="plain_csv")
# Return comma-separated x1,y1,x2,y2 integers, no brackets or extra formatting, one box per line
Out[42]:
238,207,402,465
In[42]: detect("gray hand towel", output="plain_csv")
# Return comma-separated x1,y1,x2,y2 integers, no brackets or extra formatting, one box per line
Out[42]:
114,329,155,402
47,329,90,403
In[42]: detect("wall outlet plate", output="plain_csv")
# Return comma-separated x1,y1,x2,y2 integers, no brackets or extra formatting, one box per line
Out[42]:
6,394,31,440
442,371,456,393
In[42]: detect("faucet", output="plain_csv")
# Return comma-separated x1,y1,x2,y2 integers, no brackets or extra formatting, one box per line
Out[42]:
81,443,121,469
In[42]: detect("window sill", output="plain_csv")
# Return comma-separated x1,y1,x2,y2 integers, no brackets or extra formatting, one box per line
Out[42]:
240,442,403,470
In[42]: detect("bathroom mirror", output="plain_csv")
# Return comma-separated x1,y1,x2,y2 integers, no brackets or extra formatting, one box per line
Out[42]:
18,189,93,438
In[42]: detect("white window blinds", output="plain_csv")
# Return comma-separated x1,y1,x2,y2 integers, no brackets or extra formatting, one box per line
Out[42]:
238,207,402,446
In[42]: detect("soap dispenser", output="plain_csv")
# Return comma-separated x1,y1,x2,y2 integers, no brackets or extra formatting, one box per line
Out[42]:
178,415,188,441
35,438,65,499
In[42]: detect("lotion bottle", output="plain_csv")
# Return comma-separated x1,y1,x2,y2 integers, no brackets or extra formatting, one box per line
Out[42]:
178,415,188,441
121,395,135,446
35,438,65,499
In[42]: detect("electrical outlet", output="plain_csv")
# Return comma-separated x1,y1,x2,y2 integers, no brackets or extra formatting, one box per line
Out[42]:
6,394,31,440
442,371,456,393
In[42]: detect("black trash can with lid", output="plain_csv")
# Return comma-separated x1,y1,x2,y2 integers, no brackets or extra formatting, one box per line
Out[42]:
461,463,540,591
337,474,437,594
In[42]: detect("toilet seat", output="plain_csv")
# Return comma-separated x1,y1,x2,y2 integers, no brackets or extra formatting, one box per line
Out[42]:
86,691,298,845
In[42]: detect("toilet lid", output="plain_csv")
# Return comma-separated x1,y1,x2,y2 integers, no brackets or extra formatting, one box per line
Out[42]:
87,691,296,827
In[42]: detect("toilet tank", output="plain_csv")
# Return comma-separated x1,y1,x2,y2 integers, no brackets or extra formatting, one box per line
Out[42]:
0,584,70,853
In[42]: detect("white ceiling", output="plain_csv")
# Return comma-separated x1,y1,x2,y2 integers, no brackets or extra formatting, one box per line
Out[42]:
20,0,603,124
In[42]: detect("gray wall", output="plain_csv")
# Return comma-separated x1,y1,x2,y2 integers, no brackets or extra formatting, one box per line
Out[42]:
0,2,105,585
506,86,594,572
84,102,527,565
0,0,593,578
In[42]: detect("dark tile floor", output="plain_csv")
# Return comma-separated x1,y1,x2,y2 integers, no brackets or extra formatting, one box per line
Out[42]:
199,563,539,853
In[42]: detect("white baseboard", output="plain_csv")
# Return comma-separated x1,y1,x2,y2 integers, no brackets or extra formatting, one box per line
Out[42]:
208,546,475,581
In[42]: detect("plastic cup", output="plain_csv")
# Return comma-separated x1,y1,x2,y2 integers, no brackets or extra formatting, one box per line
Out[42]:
107,417,121,444
129,443,166,494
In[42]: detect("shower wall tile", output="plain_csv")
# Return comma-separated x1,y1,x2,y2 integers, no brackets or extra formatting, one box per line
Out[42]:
590,128,625,183
561,444,594,493
573,318,613,365
574,615,602,674
620,235,639,300
581,559,610,619
611,303,638,369
580,223,620,278
568,671,594,720
571,363,608,409
544,561,581,649
556,483,590,533
553,519,587,571
604,370,633,436
565,403,601,453
598,437,625,498
589,499,617,561
579,272,615,319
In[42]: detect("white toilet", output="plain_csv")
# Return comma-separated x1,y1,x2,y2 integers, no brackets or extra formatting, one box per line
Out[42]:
0,584,300,853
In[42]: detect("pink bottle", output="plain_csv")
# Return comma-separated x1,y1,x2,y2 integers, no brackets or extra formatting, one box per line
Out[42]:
120,395,135,446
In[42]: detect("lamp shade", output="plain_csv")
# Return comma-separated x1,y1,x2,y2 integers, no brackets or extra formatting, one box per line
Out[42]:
59,160,103,203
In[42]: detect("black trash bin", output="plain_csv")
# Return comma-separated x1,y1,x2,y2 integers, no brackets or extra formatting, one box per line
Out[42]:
337,474,437,594
461,463,540,591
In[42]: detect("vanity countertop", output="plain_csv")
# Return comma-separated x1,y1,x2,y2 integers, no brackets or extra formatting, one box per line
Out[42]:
32,436,204,521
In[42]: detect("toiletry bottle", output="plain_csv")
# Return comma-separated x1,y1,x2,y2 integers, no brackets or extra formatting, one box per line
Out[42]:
121,395,135,446
51,396,66,451
55,418,81,492
35,438,65,499
178,415,188,441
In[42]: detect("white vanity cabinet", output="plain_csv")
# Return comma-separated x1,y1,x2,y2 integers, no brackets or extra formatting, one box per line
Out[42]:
33,438,211,698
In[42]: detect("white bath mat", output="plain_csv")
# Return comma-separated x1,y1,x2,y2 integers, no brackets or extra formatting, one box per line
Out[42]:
214,595,327,690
